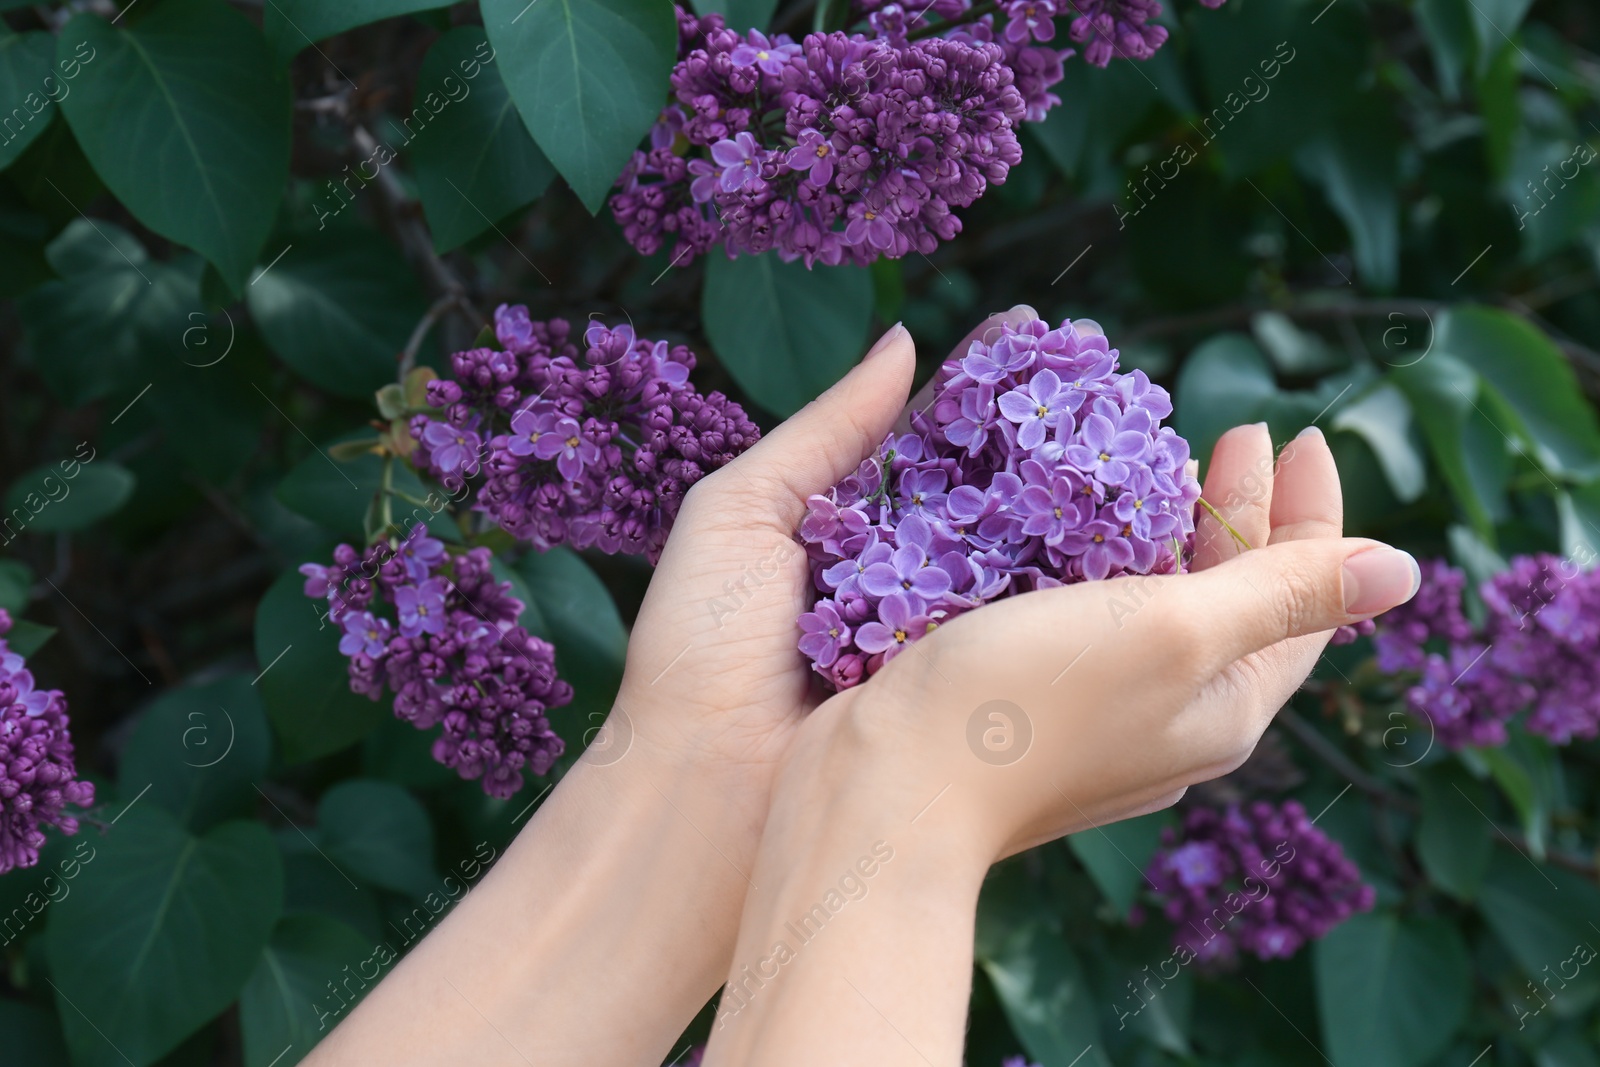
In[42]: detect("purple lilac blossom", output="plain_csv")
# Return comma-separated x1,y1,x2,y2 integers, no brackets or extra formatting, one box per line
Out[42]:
1145,801,1374,965
0,608,94,875
1372,553,1600,747
797,318,1200,689
409,308,759,564
302,529,572,798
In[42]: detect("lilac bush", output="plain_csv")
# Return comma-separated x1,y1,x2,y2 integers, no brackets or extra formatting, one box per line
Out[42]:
1372,553,1600,747
301,530,571,798
798,317,1199,689
613,2,1230,267
409,306,760,563
0,608,94,874
1145,800,1375,965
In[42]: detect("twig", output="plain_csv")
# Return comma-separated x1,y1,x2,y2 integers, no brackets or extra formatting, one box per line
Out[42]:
351,125,486,328
1276,709,1599,882
400,293,464,376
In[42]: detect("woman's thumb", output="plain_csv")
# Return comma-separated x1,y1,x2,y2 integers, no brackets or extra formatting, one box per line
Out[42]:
724,323,916,527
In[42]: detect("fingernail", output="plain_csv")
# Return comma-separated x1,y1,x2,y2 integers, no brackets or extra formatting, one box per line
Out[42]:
1343,548,1421,615
865,322,905,361
1296,426,1325,443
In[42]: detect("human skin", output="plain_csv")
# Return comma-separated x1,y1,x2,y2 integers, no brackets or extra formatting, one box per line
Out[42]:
302,316,1418,1067
702,406,1420,1066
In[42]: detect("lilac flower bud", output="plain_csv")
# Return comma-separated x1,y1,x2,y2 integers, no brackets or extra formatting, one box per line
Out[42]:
0,607,95,874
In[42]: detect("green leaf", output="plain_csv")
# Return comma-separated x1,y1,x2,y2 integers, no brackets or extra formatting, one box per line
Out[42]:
482,0,677,213
246,230,427,399
689,0,777,32
3,459,135,533
515,547,628,731
263,0,446,63
1174,333,1276,475
1432,306,1600,479
0,557,31,612
3,617,55,656
702,254,873,417
1478,851,1600,1014
1330,383,1427,504
47,808,283,1067
1415,0,1475,99
1389,355,1511,536
1468,0,1534,74
1475,728,1561,859
255,567,386,763
411,26,554,252
0,999,69,1067
1508,134,1600,263
1313,913,1471,1067
1295,92,1401,292
0,31,59,170
317,779,437,899
978,921,1107,1067
58,0,291,292
240,915,376,1067
1414,763,1492,900
16,219,200,405
1066,811,1167,918
119,674,273,833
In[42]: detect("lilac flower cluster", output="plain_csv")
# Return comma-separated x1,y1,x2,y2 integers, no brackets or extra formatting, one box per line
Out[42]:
611,6,1030,267
409,306,759,563
300,529,571,798
798,318,1199,688
1373,554,1600,747
0,608,94,875
1145,801,1374,965
1065,0,1227,67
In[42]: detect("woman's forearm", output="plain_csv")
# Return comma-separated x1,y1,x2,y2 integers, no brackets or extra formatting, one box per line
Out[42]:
704,704,991,1066
305,736,770,1066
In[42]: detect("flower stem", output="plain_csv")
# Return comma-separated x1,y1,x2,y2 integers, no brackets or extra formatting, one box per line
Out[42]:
1197,496,1253,552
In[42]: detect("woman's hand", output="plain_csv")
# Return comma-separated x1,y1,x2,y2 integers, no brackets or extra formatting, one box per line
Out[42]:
704,420,1420,1067
790,418,1420,868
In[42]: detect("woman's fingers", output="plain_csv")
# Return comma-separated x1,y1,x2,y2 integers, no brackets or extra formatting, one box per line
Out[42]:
711,323,917,529
1267,427,1343,545
1190,423,1275,572
891,304,1038,435
1185,537,1420,670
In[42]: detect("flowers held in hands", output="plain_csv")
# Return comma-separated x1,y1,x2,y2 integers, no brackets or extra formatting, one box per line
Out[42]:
301,529,571,799
0,608,94,875
409,307,759,563
797,317,1200,689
